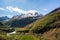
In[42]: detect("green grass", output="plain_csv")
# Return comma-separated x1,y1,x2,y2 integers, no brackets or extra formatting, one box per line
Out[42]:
30,9,60,33
0,33,40,40
20,35,39,40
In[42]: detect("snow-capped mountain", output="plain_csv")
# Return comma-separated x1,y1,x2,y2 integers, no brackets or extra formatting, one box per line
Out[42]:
12,11,43,19
5,12,43,27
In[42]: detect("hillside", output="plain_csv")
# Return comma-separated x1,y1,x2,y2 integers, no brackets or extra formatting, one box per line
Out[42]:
42,28,60,40
29,7,60,34
0,22,9,28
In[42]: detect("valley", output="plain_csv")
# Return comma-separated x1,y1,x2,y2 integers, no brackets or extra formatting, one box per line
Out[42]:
0,7,60,40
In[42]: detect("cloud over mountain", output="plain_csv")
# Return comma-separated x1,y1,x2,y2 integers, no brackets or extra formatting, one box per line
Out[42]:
6,6,38,14
0,6,39,18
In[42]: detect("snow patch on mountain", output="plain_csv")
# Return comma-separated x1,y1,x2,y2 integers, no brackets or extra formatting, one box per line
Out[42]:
12,11,43,19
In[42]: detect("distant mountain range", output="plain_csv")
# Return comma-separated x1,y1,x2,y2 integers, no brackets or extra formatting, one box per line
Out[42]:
5,12,43,27
0,16,9,22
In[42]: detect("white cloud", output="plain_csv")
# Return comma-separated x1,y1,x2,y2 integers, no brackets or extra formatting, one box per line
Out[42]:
42,8,48,11
6,6,38,17
0,7,5,10
6,6,38,15
6,6,26,13
0,6,39,18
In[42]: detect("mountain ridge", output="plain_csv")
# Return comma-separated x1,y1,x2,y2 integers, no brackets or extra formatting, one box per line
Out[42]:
5,12,43,27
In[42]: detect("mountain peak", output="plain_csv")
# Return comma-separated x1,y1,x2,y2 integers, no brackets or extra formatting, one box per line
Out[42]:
12,12,43,19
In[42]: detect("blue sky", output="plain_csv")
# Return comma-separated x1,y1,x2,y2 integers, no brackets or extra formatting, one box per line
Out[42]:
0,0,60,17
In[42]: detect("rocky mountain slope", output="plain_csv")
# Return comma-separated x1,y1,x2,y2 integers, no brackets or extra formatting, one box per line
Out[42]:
5,12,43,27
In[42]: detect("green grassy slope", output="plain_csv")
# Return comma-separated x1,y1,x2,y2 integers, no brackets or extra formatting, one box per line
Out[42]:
30,7,60,33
